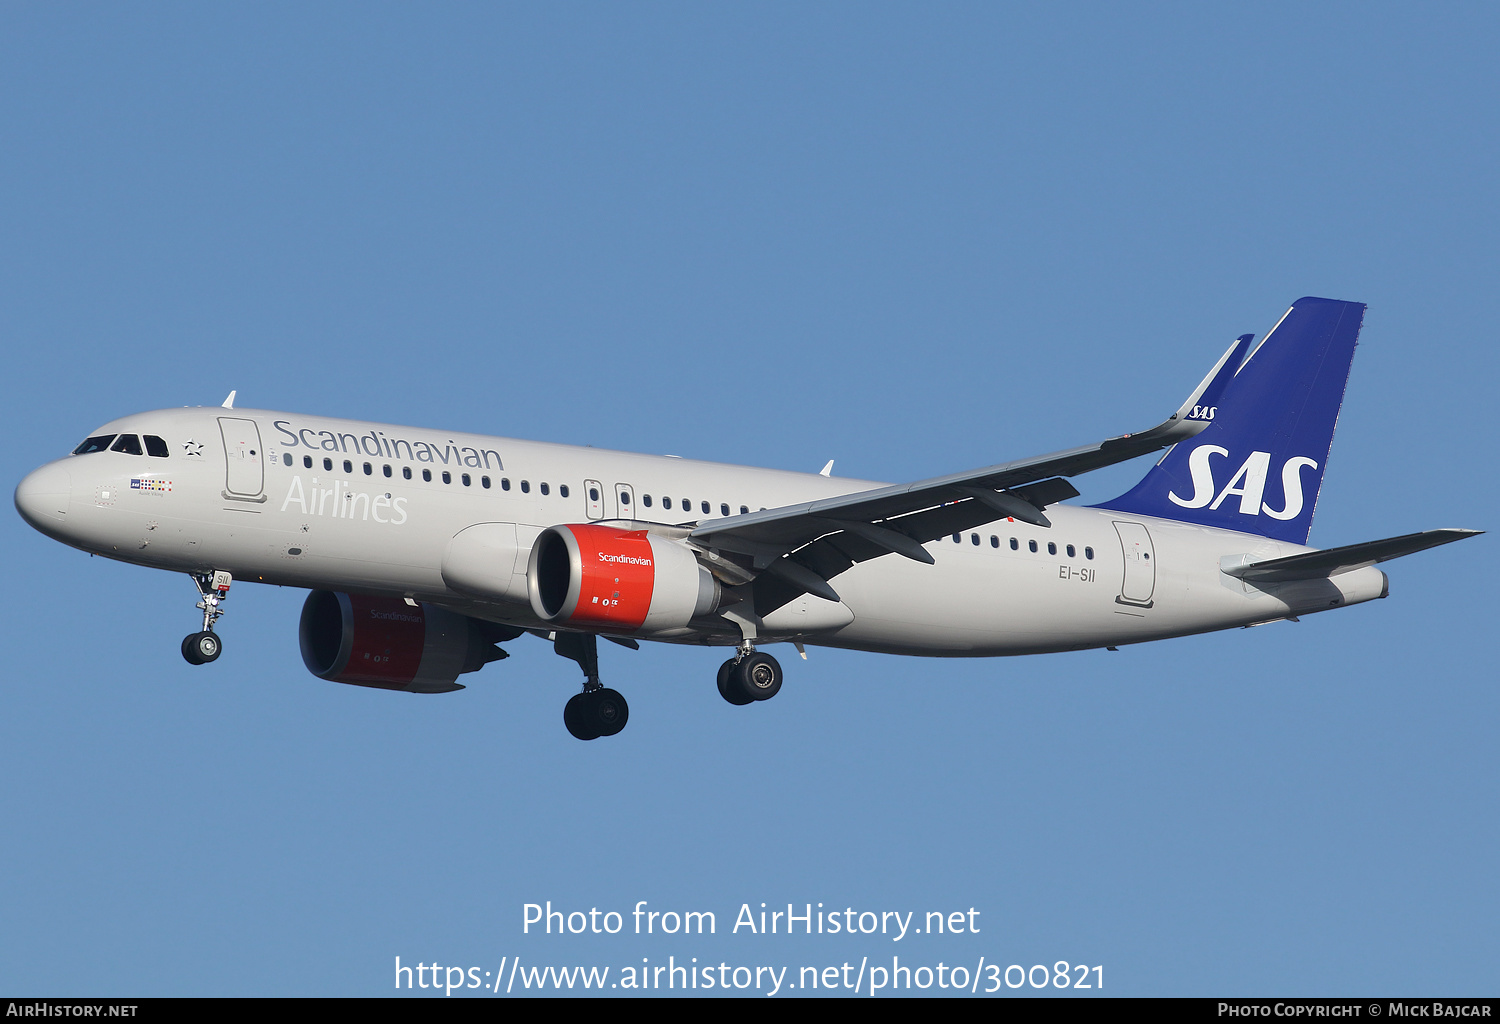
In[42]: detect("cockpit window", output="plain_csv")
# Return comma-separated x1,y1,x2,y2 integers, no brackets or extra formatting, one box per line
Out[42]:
110,434,144,455
72,435,117,455
144,435,170,458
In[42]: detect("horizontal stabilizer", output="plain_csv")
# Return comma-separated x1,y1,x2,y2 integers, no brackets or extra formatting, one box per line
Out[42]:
1224,529,1482,583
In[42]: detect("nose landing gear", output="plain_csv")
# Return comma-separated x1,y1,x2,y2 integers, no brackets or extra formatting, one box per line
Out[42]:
181,571,231,665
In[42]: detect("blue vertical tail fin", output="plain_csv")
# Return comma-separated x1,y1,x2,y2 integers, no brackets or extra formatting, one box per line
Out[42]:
1096,297,1366,544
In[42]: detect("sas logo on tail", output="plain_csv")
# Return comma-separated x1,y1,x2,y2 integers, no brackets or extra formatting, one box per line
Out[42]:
1168,446,1318,521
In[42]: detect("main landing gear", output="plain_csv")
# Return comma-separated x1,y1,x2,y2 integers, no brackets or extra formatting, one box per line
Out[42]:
554,632,629,741
717,645,784,706
548,633,785,737
181,571,231,665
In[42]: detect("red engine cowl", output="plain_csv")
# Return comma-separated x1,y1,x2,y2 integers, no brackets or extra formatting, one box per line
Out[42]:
527,524,720,634
298,591,511,693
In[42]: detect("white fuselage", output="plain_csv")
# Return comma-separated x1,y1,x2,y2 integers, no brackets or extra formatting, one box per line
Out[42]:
17,406,1389,657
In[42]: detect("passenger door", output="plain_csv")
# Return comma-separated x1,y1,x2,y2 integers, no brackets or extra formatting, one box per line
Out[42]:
218,417,265,500
1113,521,1156,608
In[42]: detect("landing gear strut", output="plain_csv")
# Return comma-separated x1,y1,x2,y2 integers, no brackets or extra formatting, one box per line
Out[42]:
182,571,231,665
554,632,630,741
717,643,784,705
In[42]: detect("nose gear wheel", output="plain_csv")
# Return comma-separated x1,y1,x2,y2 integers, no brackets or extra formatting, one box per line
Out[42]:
182,632,222,665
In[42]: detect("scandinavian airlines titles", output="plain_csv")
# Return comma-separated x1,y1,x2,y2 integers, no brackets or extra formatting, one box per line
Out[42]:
280,475,409,525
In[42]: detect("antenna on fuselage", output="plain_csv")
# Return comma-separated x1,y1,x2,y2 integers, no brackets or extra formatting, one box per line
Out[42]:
819,460,834,477
221,390,237,409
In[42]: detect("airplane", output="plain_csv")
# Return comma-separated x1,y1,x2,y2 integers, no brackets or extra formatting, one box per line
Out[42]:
14,297,1481,740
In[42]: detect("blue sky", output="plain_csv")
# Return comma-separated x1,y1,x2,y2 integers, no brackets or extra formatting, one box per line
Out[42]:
2,3,1495,996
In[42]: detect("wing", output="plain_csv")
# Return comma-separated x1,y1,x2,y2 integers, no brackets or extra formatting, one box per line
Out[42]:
689,334,1255,614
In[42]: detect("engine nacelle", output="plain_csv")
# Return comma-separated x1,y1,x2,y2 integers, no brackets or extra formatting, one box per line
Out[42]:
298,591,512,693
527,524,720,634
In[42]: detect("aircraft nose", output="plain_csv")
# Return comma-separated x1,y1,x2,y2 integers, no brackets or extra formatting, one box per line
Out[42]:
15,461,71,532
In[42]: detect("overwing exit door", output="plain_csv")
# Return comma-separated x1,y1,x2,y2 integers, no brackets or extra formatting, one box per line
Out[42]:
614,483,635,521
583,479,605,520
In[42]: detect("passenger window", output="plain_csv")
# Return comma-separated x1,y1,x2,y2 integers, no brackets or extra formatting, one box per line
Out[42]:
403,467,412,480
324,458,333,471
1010,537,1019,550
643,495,653,508
72,435,117,455
383,465,392,478
740,505,749,515
662,496,671,508
1028,540,1038,553
952,534,960,544
304,456,313,469
990,535,999,548
620,491,630,506
343,460,352,474
538,482,548,495
145,436,170,458
462,473,471,486
589,486,599,501
282,453,292,466
1085,546,1094,560
442,471,452,484
521,480,530,493
363,462,372,475
422,469,432,482
1047,542,1057,555
482,476,491,489
501,478,510,491
701,500,710,514
111,434,143,455
1067,544,1076,557
560,484,569,498
720,503,729,516
971,534,980,545
681,498,690,511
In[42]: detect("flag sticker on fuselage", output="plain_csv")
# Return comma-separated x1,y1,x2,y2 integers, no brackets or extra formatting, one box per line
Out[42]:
130,477,172,493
